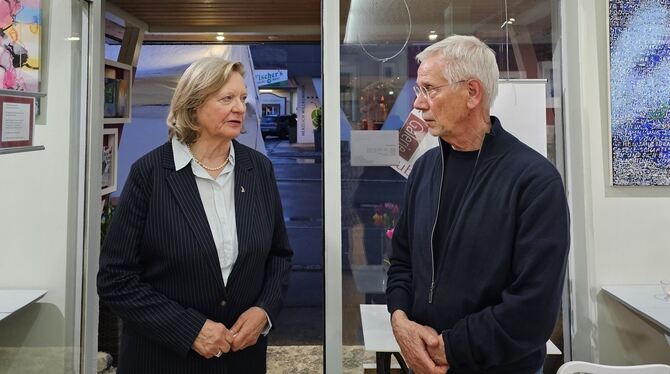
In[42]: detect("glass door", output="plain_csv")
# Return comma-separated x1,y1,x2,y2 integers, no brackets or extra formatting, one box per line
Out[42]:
324,0,566,372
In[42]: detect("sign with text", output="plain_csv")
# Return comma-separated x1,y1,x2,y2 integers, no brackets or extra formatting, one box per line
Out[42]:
0,95,35,149
350,130,399,166
392,109,438,178
255,69,288,87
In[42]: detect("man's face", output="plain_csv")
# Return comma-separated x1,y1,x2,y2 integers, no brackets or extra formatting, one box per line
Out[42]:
412,54,469,140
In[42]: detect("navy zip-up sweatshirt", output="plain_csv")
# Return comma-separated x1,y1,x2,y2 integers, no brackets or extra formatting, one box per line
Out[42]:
386,117,570,374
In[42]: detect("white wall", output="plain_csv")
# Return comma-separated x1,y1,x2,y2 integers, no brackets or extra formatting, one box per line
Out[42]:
564,0,670,365
0,0,82,372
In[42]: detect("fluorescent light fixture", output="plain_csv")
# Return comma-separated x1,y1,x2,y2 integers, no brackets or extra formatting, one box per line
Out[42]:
65,36,80,41
216,35,225,41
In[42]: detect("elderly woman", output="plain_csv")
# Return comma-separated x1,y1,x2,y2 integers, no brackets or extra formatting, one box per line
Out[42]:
97,57,293,373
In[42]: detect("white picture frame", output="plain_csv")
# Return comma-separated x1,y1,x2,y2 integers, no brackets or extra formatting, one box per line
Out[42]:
101,128,118,195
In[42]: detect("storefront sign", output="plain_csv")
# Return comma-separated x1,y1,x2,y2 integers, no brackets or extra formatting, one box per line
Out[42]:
255,69,288,87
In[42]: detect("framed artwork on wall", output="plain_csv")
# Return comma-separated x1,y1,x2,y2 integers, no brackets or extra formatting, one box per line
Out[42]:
101,128,118,195
0,0,41,93
609,0,670,185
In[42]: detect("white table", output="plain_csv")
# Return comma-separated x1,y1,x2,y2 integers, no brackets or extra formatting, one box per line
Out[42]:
360,304,561,373
0,289,47,321
602,285,670,345
360,304,408,374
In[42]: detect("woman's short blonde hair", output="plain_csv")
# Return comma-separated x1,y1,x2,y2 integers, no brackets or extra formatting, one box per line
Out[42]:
167,57,245,144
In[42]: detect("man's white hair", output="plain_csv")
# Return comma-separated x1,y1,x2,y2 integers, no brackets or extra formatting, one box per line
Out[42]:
416,35,499,108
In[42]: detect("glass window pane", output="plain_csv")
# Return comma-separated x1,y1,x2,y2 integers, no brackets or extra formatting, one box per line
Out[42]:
338,0,564,371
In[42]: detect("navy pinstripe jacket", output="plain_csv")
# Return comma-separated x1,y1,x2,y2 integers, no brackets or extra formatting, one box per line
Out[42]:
97,140,292,373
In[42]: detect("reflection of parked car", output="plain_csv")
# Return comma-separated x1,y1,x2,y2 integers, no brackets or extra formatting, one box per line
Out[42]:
260,115,291,139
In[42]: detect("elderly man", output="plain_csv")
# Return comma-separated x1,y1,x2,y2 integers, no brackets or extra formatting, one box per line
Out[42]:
386,35,570,374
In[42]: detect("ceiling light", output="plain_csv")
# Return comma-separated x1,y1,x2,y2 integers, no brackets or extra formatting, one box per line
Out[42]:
216,35,225,41
500,18,516,28
428,34,438,41
65,36,80,41
217,32,224,35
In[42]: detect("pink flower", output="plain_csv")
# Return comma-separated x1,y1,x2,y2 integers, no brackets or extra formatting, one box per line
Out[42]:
386,228,394,239
372,202,400,229
3,68,16,89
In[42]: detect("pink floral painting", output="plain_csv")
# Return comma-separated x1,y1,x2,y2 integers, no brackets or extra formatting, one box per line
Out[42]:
0,0,40,92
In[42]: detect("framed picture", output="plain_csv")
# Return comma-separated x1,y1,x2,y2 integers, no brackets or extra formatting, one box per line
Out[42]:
0,0,41,93
101,128,118,195
608,0,670,185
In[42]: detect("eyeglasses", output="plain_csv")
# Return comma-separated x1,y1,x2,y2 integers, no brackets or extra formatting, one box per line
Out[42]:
413,80,467,100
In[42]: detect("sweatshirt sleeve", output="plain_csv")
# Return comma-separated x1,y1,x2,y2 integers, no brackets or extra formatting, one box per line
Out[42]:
386,169,416,316
443,174,570,371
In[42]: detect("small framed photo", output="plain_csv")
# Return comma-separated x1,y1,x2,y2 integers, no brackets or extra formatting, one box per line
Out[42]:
101,128,118,195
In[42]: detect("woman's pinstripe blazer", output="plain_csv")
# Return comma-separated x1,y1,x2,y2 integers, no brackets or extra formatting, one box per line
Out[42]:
97,140,293,373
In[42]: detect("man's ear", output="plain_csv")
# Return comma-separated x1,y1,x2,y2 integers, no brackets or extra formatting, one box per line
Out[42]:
466,79,484,109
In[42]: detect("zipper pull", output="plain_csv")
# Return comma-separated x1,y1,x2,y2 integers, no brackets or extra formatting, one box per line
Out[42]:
428,282,435,304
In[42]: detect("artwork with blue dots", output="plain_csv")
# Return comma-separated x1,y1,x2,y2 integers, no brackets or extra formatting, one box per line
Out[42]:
609,0,670,185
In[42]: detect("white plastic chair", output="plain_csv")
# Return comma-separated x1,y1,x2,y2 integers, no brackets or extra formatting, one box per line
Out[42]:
557,361,670,374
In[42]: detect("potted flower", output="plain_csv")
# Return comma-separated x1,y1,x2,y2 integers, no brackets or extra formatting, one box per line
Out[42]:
311,106,322,152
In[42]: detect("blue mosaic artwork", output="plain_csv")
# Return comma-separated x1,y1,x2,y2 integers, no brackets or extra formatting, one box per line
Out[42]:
609,0,670,185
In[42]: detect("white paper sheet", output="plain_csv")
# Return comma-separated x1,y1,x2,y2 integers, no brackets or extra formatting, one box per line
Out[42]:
1,102,31,142
350,130,399,166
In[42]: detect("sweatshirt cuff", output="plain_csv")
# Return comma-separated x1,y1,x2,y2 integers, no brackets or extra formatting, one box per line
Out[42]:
443,325,478,372
442,330,460,371
386,289,412,317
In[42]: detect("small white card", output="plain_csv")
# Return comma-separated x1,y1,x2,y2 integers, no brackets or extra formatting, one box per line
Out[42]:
1,102,31,142
350,130,399,166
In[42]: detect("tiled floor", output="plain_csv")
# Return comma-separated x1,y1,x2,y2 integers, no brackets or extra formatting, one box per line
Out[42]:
267,345,377,374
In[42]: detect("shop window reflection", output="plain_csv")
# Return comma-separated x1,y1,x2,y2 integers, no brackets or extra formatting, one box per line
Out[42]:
339,0,564,371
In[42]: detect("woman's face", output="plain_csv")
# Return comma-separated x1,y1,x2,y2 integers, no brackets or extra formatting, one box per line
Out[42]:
196,71,247,141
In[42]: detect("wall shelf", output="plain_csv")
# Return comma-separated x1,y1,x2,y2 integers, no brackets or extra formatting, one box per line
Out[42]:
0,89,47,98
0,146,46,155
104,59,132,123
103,117,131,124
